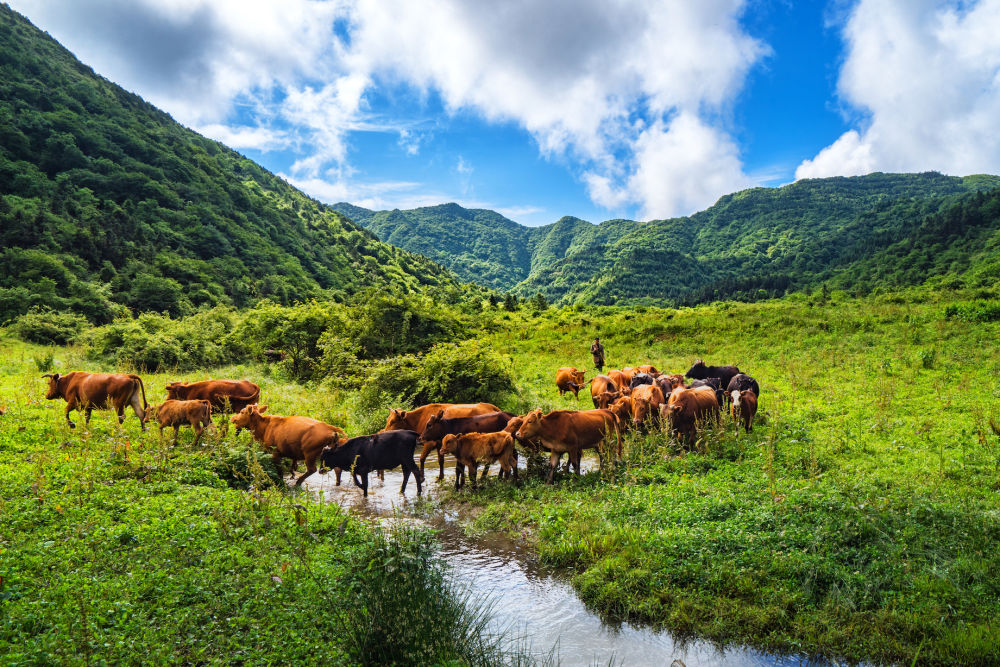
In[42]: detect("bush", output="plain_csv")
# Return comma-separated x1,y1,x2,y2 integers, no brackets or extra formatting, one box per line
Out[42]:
9,307,89,345
359,340,515,408
944,300,1000,322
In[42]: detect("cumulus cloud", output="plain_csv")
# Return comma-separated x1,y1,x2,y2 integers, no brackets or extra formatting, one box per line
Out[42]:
797,0,1000,180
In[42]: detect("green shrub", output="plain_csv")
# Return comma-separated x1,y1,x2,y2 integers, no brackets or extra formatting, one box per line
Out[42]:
944,300,1000,322
9,307,89,345
359,340,515,408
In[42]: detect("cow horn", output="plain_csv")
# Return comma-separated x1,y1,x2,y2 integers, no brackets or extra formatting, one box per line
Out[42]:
41,373,54,378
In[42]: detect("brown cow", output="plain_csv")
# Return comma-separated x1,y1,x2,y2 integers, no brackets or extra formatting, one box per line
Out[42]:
382,402,501,481
590,374,619,408
515,409,620,483
730,389,758,434
165,379,260,430
661,386,719,444
608,396,633,429
147,399,213,446
620,367,638,385
658,374,686,393
555,367,587,399
231,405,345,486
637,365,660,377
607,369,628,391
630,383,666,427
441,432,518,489
43,372,147,429
418,410,517,444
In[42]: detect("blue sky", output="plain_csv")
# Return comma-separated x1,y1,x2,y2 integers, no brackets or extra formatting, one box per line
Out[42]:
11,1,1000,225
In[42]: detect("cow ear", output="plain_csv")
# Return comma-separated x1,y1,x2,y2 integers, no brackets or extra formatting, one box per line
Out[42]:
256,404,268,414
436,410,444,419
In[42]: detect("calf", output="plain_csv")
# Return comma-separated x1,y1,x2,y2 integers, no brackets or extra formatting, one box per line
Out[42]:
726,373,760,398
730,390,758,433
590,374,618,408
166,379,260,432
555,367,587,400
441,432,517,489
418,410,517,444
147,399,212,446
231,405,345,487
630,383,666,427
320,430,423,497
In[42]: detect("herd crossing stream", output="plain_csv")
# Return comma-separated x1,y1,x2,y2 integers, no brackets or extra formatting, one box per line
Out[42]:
304,454,828,667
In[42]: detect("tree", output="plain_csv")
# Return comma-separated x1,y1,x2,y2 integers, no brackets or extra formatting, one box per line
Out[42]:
503,293,518,312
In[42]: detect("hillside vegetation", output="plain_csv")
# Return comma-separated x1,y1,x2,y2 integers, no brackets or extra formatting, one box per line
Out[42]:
337,172,1000,305
0,5,460,325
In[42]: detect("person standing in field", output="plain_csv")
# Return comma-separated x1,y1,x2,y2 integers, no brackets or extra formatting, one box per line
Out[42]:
591,337,605,372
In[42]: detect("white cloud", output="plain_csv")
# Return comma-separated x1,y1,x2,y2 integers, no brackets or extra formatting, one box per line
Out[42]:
194,124,290,152
797,0,1000,180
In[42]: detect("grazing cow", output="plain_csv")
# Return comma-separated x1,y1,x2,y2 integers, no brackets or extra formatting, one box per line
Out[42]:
320,430,423,497
147,399,212,446
607,369,629,391
165,379,260,429
726,373,760,398
661,386,719,444
590,374,619,408
43,372,147,429
629,372,655,389
685,360,741,395
637,365,660,377
230,405,345,487
441,432,518,489
515,409,620,483
382,402,501,481
418,410,518,444
630,383,666,426
555,367,587,400
731,390,758,433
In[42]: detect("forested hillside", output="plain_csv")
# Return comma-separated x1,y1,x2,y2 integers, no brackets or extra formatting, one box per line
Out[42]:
338,172,1000,305
0,6,459,325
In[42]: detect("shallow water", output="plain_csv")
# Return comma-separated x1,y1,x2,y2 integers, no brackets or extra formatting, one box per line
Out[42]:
304,454,828,667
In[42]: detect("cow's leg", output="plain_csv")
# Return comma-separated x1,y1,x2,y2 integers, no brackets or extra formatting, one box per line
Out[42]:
84,407,93,427
436,443,447,481
455,462,464,489
547,452,560,483
172,425,180,446
470,461,479,490
334,467,343,486
295,457,317,486
400,466,409,494
192,422,203,447
377,469,385,483
272,453,286,481
408,460,422,496
418,440,437,480
128,391,146,429
64,402,77,429
359,473,369,497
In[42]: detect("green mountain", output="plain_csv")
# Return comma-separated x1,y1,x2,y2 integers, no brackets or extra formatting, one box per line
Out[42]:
335,172,1000,304
0,5,459,324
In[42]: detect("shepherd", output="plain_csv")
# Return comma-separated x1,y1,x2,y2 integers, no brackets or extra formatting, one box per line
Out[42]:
591,337,605,372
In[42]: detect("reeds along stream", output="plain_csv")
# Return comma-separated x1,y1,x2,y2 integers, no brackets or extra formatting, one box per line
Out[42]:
305,455,827,667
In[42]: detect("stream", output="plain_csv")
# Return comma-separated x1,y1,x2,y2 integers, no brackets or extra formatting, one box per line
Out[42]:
304,454,828,667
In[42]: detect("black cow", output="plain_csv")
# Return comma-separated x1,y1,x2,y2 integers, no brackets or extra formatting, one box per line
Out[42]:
418,410,518,444
320,430,422,497
726,373,760,397
629,372,655,389
690,377,725,406
685,360,741,395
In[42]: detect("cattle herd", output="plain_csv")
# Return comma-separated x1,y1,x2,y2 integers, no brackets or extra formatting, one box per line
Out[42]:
37,358,760,494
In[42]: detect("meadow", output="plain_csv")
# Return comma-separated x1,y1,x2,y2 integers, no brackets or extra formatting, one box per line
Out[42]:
1,288,999,665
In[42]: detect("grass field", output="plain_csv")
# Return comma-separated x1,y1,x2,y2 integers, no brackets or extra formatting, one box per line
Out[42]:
2,288,999,665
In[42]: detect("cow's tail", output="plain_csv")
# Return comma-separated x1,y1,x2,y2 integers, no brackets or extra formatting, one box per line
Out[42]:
130,374,148,409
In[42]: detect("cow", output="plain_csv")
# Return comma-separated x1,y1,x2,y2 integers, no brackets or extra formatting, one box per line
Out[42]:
555,367,587,399
619,367,638,385
726,373,760,398
594,390,623,409
630,383,666,427
146,399,212,446
441,432,518,489
230,405,345,487
637,365,660,377
689,377,725,406
661,386,720,445
629,372,655,389
418,410,518,444
608,396,633,429
590,374,619,408
320,430,423,498
657,373,686,395
685,360,741,396
382,402,501,481
731,390,758,434
43,372,147,429
607,369,629,391
165,379,260,431
515,409,620,483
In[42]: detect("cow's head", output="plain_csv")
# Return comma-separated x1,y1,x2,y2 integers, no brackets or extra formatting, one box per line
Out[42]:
632,398,652,425
41,373,62,400
609,396,632,421
164,381,187,399
685,360,706,379
730,390,742,410
231,404,267,429
383,408,408,431
574,369,586,384
419,410,446,443
515,409,543,445
146,403,161,420
598,390,620,409
441,433,459,455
